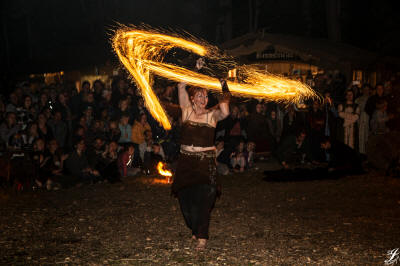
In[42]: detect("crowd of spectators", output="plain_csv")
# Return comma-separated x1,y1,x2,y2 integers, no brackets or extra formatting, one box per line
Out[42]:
0,71,399,190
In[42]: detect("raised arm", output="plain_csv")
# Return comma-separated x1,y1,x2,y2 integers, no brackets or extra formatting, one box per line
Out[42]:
213,79,230,122
178,82,191,108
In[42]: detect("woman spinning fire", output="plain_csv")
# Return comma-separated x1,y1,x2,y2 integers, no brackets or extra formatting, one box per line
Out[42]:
171,60,230,250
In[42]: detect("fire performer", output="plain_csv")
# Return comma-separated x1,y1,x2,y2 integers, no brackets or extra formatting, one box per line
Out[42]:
170,59,230,250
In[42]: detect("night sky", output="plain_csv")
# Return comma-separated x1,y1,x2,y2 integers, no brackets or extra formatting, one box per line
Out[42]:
1,0,399,75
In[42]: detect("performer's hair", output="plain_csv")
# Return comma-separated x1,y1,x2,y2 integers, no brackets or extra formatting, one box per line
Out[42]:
187,86,207,100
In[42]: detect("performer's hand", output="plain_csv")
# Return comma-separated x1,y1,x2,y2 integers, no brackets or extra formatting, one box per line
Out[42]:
219,78,229,93
195,57,205,70
177,82,187,90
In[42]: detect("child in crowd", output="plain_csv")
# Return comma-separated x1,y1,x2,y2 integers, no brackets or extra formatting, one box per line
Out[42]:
246,141,256,168
118,143,140,177
230,140,248,172
216,138,230,175
143,143,165,174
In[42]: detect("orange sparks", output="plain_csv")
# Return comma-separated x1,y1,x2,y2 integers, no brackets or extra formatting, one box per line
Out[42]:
113,26,318,130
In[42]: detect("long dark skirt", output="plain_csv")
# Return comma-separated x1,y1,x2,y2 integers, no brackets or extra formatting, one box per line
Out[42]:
177,184,217,239
172,151,217,194
173,151,218,239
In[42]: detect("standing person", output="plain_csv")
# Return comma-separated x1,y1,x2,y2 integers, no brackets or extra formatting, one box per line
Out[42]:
322,91,338,139
266,110,282,152
246,103,269,153
355,84,370,155
365,83,386,119
172,79,229,250
338,90,360,149
282,106,300,138
370,99,392,135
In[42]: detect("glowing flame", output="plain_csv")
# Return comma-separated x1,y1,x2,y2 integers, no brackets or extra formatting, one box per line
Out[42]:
113,25,318,130
157,161,172,177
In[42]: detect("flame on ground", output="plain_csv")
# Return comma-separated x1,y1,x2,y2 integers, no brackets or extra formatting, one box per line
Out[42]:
157,161,172,177
112,25,319,130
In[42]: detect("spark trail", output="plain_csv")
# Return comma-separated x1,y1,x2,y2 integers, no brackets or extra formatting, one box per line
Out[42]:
113,26,317,130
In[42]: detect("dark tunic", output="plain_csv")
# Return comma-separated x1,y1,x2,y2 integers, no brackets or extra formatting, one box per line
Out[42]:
172,121,217,195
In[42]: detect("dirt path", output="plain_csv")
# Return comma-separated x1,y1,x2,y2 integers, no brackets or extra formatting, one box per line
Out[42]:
1,164,399,265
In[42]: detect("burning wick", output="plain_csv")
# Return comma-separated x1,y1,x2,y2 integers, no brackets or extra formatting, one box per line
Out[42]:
157,162,172,184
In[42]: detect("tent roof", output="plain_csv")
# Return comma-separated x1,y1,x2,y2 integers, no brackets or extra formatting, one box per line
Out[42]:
221,32,381,69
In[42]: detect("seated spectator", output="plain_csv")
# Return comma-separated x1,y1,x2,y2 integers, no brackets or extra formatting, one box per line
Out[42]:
37,113,54,141
276,129,311,169
31,138,47,188
87,137,106,169
65,139,101,184
118,113,132,144
230,140,248,172
98,140,121,183
118,143,140,177
0,112,21,146
6,92,19,113
143,143,165,174
98,90,116,121
48,111,67,148
246,141,256,168
37,93,50,114
21,122,39,150
72,126,87,145
42,139,69,190
82,106,94,129
114,97,133,123
89,120,106,143
82,93,98,117
8,131,24,151
54,93,71,123
319,137,363,174
216,138,230,175
106,120,121,142
139,130,165,163
131,113,151,145
16,95,35,130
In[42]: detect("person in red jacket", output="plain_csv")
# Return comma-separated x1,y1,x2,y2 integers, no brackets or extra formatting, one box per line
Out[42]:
118,143,140,177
